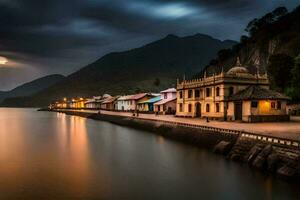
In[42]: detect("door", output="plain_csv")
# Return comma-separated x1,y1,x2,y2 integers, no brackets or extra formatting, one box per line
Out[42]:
195,103,201,117
234,101,242,120
149,103,154,112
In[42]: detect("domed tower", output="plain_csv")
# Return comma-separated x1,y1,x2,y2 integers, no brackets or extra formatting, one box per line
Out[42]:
226,57,254,78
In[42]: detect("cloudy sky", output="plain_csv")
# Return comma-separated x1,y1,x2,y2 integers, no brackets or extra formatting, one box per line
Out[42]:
0,0,299,90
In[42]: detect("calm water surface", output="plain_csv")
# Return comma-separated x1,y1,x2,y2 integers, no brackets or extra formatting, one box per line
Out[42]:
0,108,299,199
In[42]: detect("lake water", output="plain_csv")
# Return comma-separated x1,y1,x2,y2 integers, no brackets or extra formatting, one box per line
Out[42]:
0,108,299,199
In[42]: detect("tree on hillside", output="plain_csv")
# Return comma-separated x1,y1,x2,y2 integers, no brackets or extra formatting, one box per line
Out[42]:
291,54,300,100
153,78,160,87
267,54,294,92
245,7,287,36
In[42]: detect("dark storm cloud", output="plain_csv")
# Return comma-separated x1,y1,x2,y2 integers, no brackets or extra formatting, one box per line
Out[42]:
0,0,299,90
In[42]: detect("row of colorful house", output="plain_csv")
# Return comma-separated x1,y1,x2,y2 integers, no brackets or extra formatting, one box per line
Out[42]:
50,58,292,122
50,88,177,114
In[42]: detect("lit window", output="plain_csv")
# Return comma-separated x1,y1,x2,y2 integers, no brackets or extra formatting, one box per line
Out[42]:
271,101,276,109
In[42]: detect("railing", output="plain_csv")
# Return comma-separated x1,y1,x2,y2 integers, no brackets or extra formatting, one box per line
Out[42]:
129,116,300,150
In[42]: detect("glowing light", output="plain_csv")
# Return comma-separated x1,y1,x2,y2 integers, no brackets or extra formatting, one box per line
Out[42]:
0,56,8,65
128,2,197,19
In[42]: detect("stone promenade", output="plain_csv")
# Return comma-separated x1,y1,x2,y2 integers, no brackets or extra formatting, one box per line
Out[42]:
58,109,300,141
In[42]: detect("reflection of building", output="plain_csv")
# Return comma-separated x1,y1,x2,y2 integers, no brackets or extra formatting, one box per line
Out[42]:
176,58,290,122
154,88,177,114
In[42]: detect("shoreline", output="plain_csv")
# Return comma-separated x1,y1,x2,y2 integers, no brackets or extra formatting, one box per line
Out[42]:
41,108,300,181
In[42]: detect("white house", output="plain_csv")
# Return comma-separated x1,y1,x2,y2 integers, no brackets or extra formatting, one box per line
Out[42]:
116,93,156,111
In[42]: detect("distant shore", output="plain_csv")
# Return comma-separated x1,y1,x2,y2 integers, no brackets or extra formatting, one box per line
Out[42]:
41,108,300,181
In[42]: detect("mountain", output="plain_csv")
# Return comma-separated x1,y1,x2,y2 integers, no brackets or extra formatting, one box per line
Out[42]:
0,74,65,103
1,33,236,107
203,6,300,74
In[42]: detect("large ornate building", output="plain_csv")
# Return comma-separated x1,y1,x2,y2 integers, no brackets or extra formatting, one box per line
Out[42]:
176,58,290,122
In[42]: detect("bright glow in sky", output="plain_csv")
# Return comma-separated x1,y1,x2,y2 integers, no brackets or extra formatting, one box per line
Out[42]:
0,56,8,65
128,2,197,19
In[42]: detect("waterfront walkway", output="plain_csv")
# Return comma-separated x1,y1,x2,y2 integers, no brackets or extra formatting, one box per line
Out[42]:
57,109,300,141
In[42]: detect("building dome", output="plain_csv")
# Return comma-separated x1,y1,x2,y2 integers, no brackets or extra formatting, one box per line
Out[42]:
227,66,249,74
226,57,253,78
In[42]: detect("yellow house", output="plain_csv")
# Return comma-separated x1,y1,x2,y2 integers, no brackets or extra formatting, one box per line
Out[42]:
227,85,290,122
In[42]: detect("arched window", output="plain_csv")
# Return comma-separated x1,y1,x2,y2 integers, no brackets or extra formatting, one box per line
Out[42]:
206,104,210,112
216,87,220,96
229,87,234,95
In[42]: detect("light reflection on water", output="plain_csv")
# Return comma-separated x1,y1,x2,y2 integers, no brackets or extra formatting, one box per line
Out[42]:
0,108,299,199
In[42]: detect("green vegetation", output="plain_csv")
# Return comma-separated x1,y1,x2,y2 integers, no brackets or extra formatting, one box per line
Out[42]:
202,5,300,101
266,54,294,93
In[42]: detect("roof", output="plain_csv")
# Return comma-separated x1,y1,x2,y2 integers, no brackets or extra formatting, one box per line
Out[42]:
101,96,119,104
226,57,254,78
118,93,150,101
131,93,148,100
228,85,290,101
160,88,176,93
102,94,112,98
154,97,177,105
138,96,161,104
117,95,134,100
227,66,249,74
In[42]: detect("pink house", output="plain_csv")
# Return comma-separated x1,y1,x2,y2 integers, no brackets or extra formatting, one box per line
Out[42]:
154,88,177,114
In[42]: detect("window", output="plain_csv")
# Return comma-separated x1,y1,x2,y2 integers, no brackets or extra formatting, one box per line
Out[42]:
188,90,193,98
179,103,183,112
271,101,276,109
179,91,183,99
206,104,210,112
206,88,211,97
195,90,200,98
229,87,234,95
188,104,192,112
164,93,167,99
216,87,220,96
251,101,258,108
216,103,220,112
277,101,281,110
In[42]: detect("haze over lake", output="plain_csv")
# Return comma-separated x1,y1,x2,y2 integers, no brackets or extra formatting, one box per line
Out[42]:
0,108,298,199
